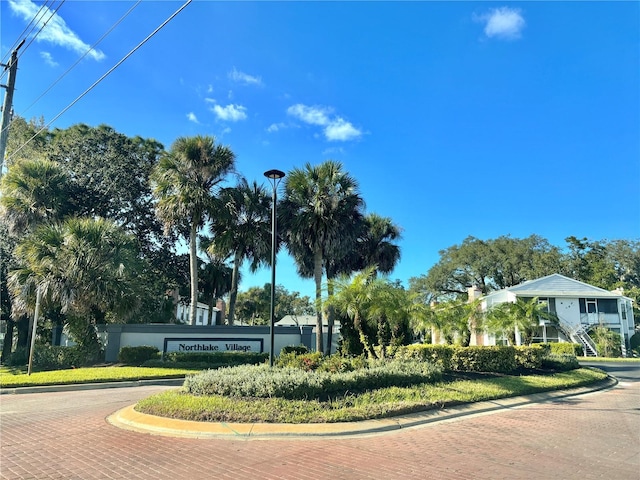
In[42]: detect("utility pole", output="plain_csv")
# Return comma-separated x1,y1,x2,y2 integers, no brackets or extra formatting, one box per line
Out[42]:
0,39,25,179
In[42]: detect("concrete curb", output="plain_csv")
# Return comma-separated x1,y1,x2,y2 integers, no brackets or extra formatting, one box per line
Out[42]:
106,376,618,440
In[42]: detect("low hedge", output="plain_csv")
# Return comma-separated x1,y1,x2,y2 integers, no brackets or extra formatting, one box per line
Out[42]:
383,344,546,373
183,359,442,400
541,354,580,371
118,346,160,366
5,345,100,370
141,351,269,369
543,343,583,356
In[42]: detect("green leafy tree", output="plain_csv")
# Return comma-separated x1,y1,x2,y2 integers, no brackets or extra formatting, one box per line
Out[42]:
280,161,365,353
8,218,146,357
410,235,563,301
5,116,50,166
234,284,315,326
151,135,235,325
208,178,272,325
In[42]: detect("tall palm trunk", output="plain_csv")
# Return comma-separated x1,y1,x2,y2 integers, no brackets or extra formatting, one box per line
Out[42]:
314,249,324,353
325,280,335,355
189,222,198,325
227,251,242,325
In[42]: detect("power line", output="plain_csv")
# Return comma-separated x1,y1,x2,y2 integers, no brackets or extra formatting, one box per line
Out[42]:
0,0,56,65
0,0,65,82
18,1,143,118
4,0,192,165
15,0,67,64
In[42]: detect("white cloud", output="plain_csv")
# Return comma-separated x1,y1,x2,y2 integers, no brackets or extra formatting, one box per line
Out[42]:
287,104,332,126
187,112,199,124
476,7,525,40
287,103,361,142
324,118,361,142
40,51,58,67
229,67,263,86
212,104,247,122
267,123,285,133
9,0,105,60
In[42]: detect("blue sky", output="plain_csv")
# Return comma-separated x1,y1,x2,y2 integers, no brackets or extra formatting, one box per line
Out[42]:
2,0,639,299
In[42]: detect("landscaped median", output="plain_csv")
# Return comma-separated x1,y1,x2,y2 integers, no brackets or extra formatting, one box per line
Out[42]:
135,367,608,424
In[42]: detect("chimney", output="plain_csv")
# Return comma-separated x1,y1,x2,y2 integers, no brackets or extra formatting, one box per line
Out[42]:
468,286,483,302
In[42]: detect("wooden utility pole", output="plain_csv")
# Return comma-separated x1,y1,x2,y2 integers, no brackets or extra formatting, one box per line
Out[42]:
0,39,24,179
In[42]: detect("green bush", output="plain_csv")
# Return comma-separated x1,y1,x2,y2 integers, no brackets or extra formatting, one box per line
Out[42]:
118,346,160,365
4,347,29,367
183,359,442,400
383,344,545,373
629,333,640,356
514,345,545,370
541,354,580,371
281,345,309,355
3,345,99,370
543,343,582,356
275,352,323,371
163,351,268,366
451,346,518,373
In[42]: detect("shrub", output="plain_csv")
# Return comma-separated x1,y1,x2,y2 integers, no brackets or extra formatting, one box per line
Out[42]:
161,351,268,367
4,347,29,367
541,354,580,371
383,344,546,373
514,345,545,370
182,359,442,400
118,346,160,365
629,333,640,356
275,352,323,371
281,345,309,355
543,342,583,356
4,345,96,369
451,346,518,373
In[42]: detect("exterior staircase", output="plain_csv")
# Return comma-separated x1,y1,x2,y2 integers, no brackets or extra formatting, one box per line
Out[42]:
558,321,598,357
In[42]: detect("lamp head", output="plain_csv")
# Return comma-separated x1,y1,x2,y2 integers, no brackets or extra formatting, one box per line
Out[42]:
264,169,285,180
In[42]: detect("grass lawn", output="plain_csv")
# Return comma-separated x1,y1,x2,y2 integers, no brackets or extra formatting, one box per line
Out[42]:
135,368,608,424
578,357,640,363
0,365,197,388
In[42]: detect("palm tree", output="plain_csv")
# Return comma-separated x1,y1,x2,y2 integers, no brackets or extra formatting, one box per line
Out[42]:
0,158,72,234
8,217,144,355
485,297,557,345
327,267,382,358
208,178,272,325
357,213,402,276
279,161,365,353
151,136,235,325
0,157,74,358
198,235,233,325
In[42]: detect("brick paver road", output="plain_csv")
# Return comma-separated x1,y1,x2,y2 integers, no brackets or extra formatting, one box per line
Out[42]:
1,365,638,480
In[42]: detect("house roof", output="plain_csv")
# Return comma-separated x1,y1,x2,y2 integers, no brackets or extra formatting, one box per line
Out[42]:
277,315,341,327
485,273,626,299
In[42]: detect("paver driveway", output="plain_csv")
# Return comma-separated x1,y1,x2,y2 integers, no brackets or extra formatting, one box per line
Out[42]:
1,364,638,480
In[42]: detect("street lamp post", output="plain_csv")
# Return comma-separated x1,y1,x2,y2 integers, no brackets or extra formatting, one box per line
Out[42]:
264,169,285,367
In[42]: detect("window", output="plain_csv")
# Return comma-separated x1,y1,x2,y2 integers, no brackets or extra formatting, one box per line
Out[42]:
597,299,618,314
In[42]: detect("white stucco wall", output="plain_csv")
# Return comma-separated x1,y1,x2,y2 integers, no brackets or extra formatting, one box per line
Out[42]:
554,298,581,327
